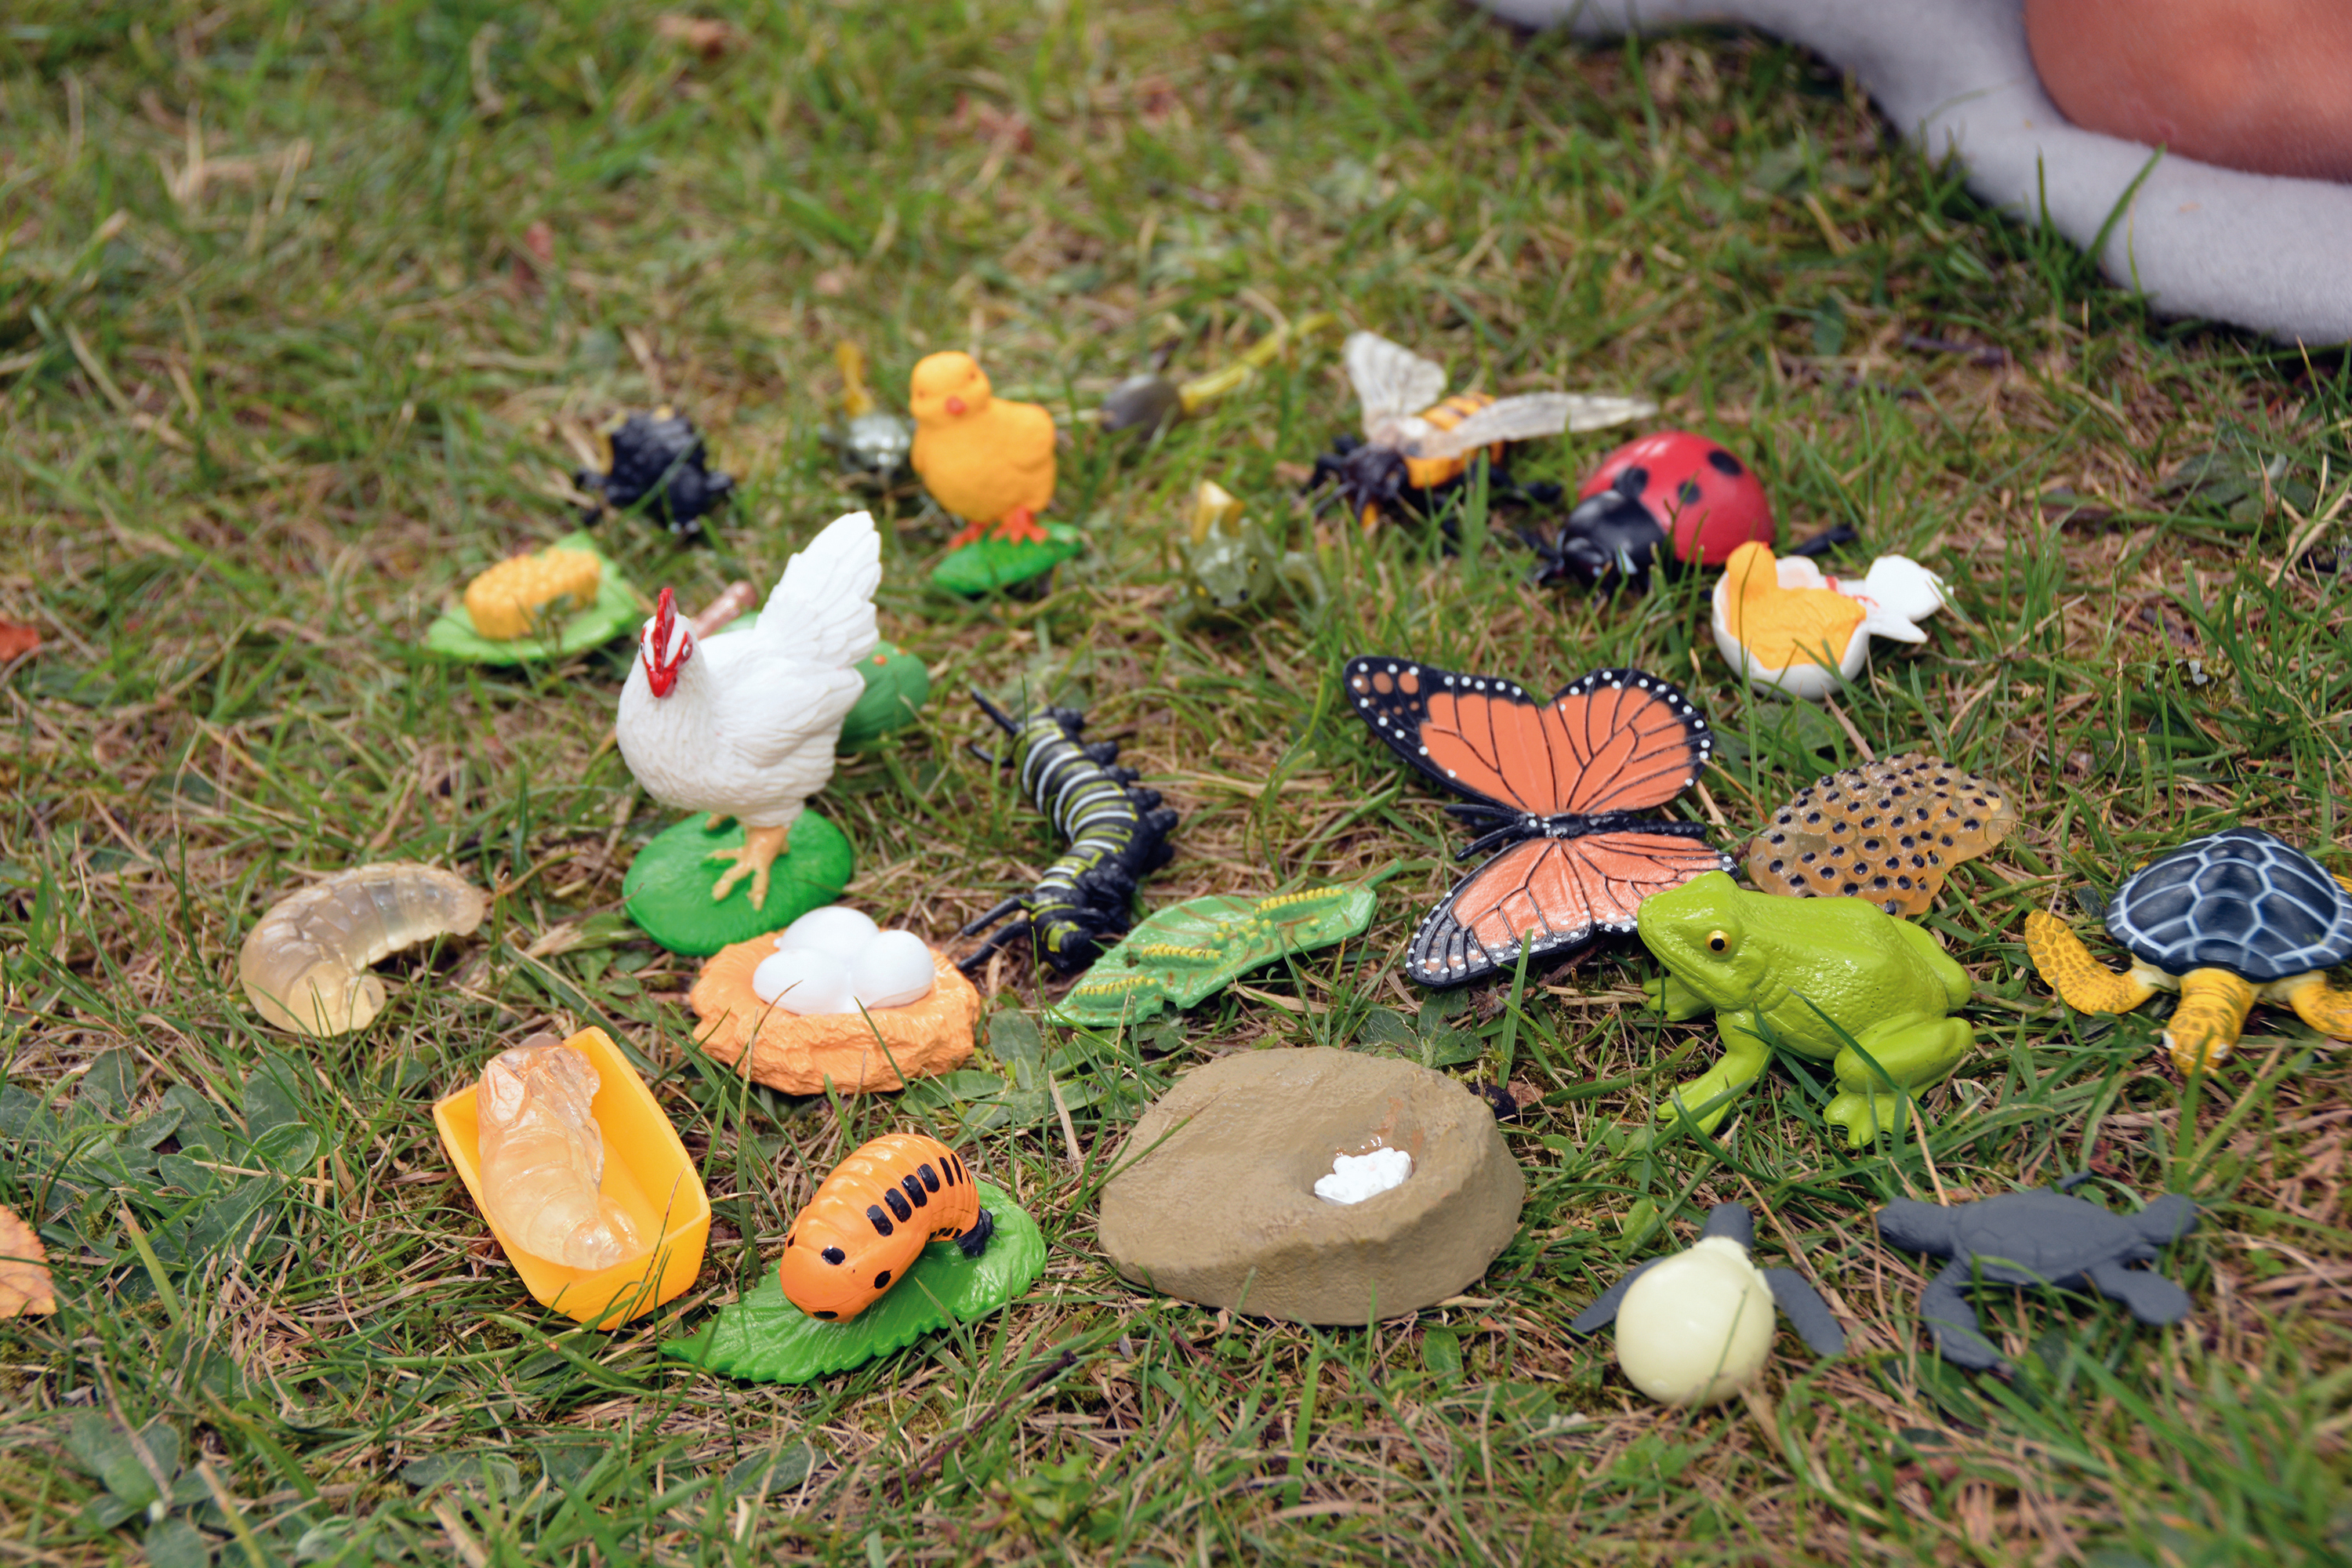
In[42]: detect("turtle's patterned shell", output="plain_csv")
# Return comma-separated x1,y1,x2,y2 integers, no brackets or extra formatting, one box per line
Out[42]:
2105,827,2352,982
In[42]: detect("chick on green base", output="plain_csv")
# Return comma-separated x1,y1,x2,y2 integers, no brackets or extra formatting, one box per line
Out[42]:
909,352,1056,548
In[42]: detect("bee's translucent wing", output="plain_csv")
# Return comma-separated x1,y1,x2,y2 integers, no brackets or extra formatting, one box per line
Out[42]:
1345,332,1449,435
1409,392,1659,459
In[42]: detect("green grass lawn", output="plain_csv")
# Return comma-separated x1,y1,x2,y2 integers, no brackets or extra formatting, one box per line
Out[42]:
5,1,2350,1563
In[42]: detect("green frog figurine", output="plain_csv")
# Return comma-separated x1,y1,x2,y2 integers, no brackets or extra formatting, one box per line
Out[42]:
1637,871,1973,1146
1177,481,1325,623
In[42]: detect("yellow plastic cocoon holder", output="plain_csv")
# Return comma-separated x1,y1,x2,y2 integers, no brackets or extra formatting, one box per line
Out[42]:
434,1025,710,1328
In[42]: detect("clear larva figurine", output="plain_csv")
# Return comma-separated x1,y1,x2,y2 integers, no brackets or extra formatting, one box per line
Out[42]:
238,862,488,1036
474,1040,643,1272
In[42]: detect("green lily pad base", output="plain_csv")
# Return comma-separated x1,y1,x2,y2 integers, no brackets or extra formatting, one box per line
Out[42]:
1051,884,1379,1027
930,524,1083,596
622,813,853,956
839,642,931,748
663,1182,1044,1383
422,532,641,664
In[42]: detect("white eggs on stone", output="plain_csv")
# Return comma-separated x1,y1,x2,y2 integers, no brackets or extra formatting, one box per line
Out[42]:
750,906,938,1014
1314,1146,1413,1205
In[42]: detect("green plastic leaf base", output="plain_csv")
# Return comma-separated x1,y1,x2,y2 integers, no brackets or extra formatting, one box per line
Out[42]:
622,813,853,956
421,532,641,664
664,1183,1044,1384
930,524,1083,596
839,642,932,748
1051,884,1378,1027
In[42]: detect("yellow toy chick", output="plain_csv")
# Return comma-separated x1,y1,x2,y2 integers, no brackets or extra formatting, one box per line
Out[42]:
909,351,1056,548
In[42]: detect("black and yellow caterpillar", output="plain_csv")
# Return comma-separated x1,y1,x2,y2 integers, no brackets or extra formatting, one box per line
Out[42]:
958,695,1180,975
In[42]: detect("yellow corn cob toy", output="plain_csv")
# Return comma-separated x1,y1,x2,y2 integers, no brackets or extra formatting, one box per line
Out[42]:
463,548,604,641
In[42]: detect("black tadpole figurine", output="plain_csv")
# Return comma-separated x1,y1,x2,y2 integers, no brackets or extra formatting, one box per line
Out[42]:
576,406,735,539
1876,1185,2198,1374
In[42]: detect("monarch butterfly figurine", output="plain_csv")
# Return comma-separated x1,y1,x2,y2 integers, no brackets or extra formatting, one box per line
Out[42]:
1310,332,1654,531
778,1134,993,1322
1344,658,1735,985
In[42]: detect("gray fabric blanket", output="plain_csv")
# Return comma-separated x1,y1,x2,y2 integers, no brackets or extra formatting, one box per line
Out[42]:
1475,0,2352,345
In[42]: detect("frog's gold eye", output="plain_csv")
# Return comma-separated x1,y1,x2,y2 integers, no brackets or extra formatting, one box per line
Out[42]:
1706,930,1730,953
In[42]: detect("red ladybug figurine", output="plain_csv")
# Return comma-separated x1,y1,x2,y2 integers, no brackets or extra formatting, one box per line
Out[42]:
1530,431,1773,589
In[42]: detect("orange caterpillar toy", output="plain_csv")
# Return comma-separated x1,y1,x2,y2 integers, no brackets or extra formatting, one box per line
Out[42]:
777,1134,993,1321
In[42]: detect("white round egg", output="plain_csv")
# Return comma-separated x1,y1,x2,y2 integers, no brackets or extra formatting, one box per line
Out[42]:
750,947,855,1015
848,930,937,1009
776,905,882,960
1612,1237,1777,1406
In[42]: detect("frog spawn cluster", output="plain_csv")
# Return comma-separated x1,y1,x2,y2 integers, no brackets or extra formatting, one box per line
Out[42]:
1746,754,2017,916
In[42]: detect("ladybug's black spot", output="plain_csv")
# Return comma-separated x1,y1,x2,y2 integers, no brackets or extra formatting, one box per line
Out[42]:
821,1246,846,1265
873,1269,892,1290
1613,465,1650,498
1707,448,1745,477
1676,478,1704,506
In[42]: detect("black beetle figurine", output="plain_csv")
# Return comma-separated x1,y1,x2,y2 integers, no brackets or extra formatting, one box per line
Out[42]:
576,406,735,540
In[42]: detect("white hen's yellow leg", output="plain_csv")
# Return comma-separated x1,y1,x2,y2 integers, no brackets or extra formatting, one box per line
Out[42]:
709,824,790,909
2024,912,2161,1014
2166,968,2256,1075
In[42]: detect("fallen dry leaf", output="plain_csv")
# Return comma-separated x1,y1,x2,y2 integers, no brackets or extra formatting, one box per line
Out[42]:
0,620,38,660
0,1205,56,1317
655,15,739,60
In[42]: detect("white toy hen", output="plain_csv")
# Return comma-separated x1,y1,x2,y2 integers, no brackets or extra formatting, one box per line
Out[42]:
617,510,881,909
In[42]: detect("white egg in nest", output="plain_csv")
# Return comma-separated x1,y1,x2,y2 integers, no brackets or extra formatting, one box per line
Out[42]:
750,906,938,1014
848,929,937,1008
776,905,881,960
751,946,857,1015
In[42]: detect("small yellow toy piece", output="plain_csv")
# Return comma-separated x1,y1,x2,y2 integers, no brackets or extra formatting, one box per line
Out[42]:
463,547,604,641
1719,541,1865,668
2023,911,2158,1014
909,351,1057,549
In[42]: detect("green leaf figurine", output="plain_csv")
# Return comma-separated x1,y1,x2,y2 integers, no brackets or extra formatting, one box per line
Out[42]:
1050,884,1377,1027
663,1181,1044,1385
929,524,1083,596
422,532,643,664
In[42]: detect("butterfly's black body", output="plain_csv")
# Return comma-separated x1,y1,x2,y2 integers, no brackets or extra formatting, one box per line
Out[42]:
1344,658,1735,986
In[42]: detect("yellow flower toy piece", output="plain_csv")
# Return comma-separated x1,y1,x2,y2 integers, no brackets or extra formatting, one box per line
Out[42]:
2024,826,2352,1073
463,546,604,641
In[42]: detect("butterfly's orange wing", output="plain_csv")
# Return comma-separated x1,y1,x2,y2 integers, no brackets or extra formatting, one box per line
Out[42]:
1344,661,1712,817
1407,833,1734,985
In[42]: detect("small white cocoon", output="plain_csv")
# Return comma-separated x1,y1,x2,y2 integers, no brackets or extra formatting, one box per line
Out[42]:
1613,1236,1776,1406
750,947,856,1015
849,929,936,1008
1314,1147,1413,1205
776,905,882,960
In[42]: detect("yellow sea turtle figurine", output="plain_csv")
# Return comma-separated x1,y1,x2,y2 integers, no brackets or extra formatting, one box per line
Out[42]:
2024,826,2352,1073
